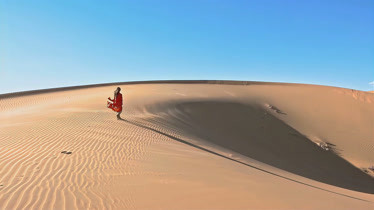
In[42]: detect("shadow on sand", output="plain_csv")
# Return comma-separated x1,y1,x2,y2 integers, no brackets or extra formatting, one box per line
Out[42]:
119,115,371,202
169,102,374,195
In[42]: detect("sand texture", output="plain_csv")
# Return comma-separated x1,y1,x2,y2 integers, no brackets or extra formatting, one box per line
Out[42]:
0,81,373,209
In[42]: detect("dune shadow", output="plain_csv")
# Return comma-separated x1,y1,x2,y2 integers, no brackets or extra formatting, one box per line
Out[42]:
120,117,371,201
169,101,374,194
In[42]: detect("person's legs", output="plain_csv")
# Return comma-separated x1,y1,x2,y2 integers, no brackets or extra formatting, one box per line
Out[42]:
117,110,122,120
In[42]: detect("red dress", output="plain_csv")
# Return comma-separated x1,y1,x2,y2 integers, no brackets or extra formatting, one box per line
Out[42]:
107,93,123,112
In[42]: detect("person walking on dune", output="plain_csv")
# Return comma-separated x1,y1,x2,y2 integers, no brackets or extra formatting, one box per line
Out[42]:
107,87,123,120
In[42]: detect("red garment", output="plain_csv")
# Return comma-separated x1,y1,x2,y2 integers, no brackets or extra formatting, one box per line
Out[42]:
107,93,123,112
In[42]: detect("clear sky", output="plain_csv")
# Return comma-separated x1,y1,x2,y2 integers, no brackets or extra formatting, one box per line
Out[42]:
1,0,373,94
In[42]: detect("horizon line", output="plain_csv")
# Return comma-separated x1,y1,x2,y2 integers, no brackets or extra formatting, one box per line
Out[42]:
0,79,371,99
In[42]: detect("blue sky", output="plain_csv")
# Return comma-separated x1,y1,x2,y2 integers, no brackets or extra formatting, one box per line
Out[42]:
1,0,373,94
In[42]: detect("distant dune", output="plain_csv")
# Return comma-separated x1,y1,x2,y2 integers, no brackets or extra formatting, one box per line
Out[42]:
0,81,373,209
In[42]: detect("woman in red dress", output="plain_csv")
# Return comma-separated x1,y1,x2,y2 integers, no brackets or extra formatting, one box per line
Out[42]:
107,87,123,119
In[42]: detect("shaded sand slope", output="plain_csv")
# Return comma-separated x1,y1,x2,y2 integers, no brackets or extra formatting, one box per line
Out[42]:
151,101,374,193
0,82,373,209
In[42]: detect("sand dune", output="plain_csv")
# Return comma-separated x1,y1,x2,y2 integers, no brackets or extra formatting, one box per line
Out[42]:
0,81,373,209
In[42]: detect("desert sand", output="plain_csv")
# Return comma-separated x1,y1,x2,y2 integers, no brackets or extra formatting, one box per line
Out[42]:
0,81,373,209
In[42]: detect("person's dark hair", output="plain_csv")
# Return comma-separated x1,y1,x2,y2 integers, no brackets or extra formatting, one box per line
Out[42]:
114,87,121,98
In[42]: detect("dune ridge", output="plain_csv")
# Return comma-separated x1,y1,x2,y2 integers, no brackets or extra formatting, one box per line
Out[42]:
0,80,366,99
1,82,373,209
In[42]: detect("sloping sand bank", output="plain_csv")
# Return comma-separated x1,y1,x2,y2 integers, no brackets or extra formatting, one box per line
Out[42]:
151,101,374,193
0,81,373,209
